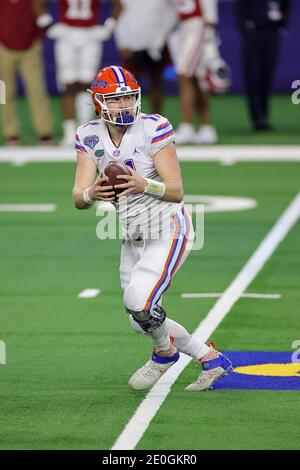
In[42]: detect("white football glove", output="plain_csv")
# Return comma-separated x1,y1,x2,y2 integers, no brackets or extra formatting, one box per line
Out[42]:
91,17,116,41
148,47,163,61
36,13,54,30
46,23,67,40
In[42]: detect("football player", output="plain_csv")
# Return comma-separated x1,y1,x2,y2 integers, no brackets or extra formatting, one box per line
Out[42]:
72,65,232,391
114,0,177,114
173,0,230,144
47,0,121,146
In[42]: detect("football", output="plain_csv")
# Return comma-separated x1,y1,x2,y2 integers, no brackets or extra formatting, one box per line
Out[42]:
102,162,132,197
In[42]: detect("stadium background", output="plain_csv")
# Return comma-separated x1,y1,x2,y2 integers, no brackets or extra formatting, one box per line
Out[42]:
1,0,300,453
36,0,300,94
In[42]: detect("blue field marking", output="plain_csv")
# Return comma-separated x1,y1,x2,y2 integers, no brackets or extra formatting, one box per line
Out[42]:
213,351,300,391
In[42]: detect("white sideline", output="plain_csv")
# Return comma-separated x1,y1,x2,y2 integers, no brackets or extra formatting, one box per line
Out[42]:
181,293,281,299
1,145,300,164
0,204,56,212
111,192,300,450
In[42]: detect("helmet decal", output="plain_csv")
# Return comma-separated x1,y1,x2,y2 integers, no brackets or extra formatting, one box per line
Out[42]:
91,79,108,89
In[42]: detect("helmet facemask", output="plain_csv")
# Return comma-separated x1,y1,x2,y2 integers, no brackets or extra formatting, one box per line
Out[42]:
95,88,141,126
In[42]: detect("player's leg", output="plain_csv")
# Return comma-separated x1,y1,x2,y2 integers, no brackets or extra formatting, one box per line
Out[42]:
129,314,210,359
124,207,194,389
54,29,77,145
119,238,141,292
174,18,206,144
129,312,232,391
121,234,178,391
76,34,103,124
125,207,232,390
20,41,53,143
194,86,218,144
240,29,265,130
0,44,20,143
192,26,219,144
168,212,232,391
147,48,168,115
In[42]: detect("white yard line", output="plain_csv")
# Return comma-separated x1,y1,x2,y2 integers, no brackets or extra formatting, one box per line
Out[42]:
112,192,300,450
181,293,281,299
0,204,56,212
1,145,300,164
78,289,101,299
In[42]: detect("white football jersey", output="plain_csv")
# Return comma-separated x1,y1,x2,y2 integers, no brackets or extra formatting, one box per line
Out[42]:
75,113,182,238
115,0,177,51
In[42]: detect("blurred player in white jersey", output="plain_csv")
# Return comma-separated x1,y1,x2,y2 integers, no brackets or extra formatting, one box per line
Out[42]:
114,0,177,114
72,65,232,391
173,0,231,144
47,0,121,146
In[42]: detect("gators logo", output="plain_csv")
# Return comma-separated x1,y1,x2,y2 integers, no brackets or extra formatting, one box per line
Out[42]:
91,79,108,89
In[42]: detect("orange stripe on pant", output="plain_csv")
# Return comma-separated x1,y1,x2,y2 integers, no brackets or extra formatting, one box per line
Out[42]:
170,207,191,276
143,215,180,311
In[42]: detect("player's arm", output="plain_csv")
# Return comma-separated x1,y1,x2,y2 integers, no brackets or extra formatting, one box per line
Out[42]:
110,0,122,19
93,0,122,41
114,143,183,203
33,0,47,15
152,142,184,202
72,154,115,209
34,0,54,29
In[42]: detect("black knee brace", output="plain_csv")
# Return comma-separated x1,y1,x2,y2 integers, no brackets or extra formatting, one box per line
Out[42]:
125,305,166,334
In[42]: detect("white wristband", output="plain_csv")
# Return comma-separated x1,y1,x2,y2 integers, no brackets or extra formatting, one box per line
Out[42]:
144,178,166,199
83,188,94,205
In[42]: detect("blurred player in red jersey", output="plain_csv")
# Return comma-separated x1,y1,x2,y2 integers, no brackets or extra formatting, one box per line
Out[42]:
0,0,54,145
173,0,230,144
47,0,121,146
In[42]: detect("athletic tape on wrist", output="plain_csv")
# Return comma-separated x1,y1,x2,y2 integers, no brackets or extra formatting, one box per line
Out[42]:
144,178,166,199
83,188,94,205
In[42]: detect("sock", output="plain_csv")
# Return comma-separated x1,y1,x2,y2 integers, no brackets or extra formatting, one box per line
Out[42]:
63,119,76,143
128,314,210,360
76,91,93,125
149,322,172,352
166,318,210,360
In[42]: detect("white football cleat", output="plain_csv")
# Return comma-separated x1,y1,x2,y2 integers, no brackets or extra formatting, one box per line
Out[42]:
193,125,218,144
185,353,232,391
128,350,180,391
175,123,196,145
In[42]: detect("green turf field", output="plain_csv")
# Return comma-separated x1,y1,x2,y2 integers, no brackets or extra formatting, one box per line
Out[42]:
1,156,300,449
0,93,299,145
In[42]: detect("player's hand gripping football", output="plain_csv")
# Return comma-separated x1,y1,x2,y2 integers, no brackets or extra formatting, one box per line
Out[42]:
88,175,116,202
114,168,147,198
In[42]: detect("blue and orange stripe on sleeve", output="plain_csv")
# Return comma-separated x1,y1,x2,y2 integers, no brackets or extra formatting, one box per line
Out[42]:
75,134,88,154
75,144,87,153
151,129,174,144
